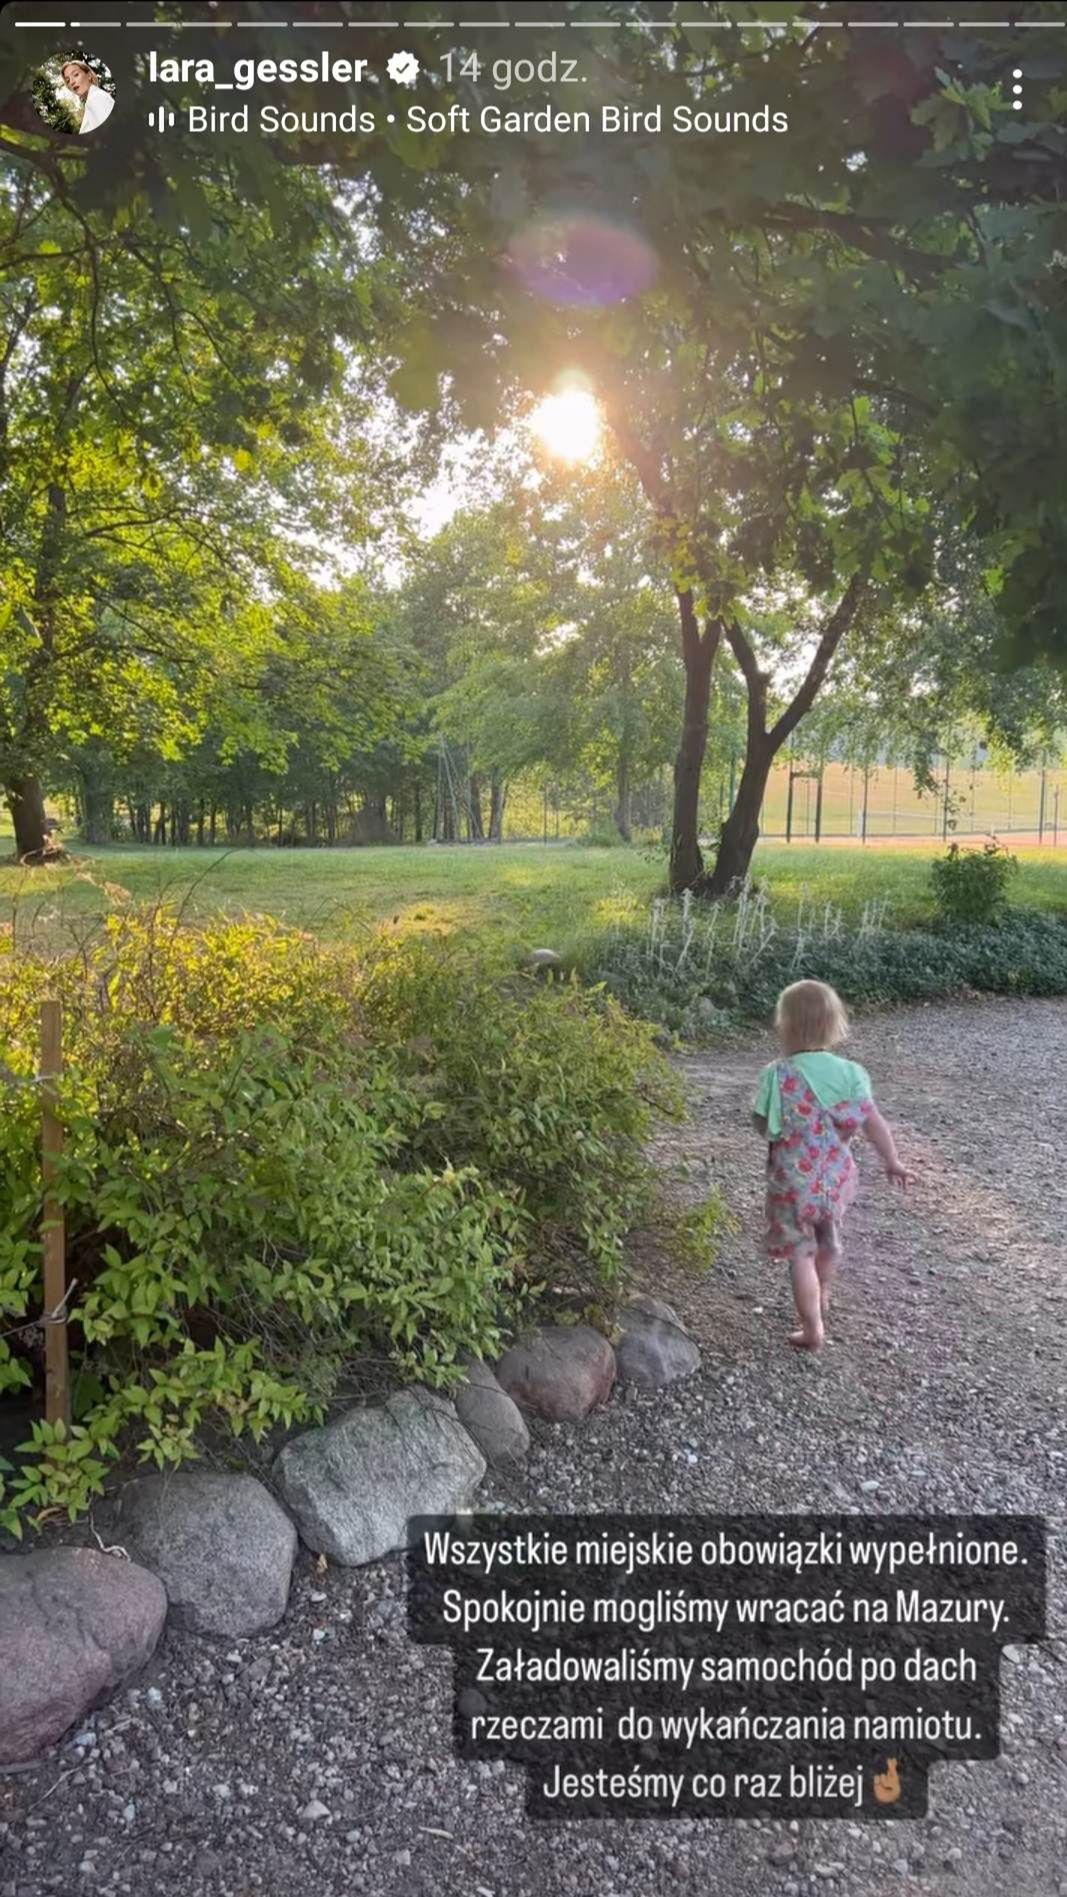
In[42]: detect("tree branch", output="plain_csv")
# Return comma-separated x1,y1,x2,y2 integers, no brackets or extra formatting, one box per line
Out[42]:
768,570,870,752
723,620,771,752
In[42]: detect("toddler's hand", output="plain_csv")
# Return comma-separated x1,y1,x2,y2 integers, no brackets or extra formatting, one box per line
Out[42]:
885,1158,910,1189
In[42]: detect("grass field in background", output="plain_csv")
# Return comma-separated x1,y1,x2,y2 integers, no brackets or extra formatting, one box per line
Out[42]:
2,837,1067,955
0,842,656,954
744,842,1067,925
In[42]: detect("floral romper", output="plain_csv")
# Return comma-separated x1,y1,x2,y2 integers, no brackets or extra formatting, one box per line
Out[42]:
765,1060,873,1267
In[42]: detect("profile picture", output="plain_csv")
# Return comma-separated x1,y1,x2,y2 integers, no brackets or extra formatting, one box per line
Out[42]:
31,52,116,136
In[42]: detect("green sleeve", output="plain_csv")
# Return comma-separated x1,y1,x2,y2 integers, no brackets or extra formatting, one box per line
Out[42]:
753,1063,779,1135
850,1061,873,1100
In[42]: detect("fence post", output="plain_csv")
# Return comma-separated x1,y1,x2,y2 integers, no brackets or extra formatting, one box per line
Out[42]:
40,999,70,1428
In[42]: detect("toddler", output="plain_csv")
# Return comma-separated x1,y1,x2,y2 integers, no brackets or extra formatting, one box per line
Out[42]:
752,980,908,1352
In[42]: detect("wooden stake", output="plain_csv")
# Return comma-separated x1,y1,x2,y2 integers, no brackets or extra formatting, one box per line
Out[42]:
40,999,70,1428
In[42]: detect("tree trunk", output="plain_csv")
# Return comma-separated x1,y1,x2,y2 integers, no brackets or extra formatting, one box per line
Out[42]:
705,572,869,896
468,775,485,840
614,749,633,843
153,803,167,845
5,775,48,860
488,773,506,843
414,782,423,843
706,737,774,897
80,778,113,844
668,597,719,894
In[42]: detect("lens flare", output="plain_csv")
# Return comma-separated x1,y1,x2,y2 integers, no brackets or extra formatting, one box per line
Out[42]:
506,214,658,307
529,388,602,464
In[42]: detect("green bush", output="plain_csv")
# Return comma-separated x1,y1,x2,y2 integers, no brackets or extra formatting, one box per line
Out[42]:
931,840,1018,926
0,907,681,1534
356,939,681,1282
581,901,1067,1040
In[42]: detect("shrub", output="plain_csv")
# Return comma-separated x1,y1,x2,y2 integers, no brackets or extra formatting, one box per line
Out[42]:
580,894,1067,1040
355,938,682,1283
0,907,682,1535
931,840,1018,927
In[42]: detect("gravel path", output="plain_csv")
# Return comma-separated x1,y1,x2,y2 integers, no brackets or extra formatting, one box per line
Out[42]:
2,997,1064,1897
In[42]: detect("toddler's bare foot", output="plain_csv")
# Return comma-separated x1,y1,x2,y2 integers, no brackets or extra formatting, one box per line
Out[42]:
788,1325,824,1352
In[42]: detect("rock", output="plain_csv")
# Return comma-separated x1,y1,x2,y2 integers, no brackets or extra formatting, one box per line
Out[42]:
494,1325,616,1422
274,1389,485,1567
113,1471,297,1637
615,1323,700,1388
625,1293,685,1327
614,1298,701,1389
0,1548,166,1764
452,1357,530,1466
523,948,563,973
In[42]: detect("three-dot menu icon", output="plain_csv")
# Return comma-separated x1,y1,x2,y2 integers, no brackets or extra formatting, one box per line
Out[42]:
1012,69,1023,112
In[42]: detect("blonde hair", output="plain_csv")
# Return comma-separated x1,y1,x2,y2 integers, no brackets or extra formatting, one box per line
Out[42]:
774,980,849,1055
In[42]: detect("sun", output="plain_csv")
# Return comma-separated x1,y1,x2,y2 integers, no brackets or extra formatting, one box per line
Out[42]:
529,387,602,464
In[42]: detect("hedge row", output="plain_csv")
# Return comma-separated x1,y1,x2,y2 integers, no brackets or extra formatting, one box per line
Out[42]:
581,911,1067,1040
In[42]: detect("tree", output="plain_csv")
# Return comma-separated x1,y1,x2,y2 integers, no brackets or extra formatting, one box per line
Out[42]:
430,281,936,894
529,472,680,841
393,464,682,843
367,15,1067,888
0,120,390,857
5,9,1066,878
840,556,1067,787
396,496,557,840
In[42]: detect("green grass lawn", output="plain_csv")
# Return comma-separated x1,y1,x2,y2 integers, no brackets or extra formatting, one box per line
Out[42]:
0,841,657,956
747,842,1067,926
2,837,1066,955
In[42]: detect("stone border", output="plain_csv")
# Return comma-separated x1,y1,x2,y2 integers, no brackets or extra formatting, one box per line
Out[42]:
0,1298,701,1765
